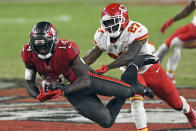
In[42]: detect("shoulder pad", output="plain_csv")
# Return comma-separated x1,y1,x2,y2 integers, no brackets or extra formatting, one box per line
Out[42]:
21,43,34,65
127,21,149,41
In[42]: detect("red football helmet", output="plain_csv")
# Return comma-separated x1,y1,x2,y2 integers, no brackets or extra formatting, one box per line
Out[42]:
29,21,58,59
101,3,129,38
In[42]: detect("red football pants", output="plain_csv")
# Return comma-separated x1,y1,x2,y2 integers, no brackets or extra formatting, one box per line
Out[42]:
138,63,183,110
165,23,196,48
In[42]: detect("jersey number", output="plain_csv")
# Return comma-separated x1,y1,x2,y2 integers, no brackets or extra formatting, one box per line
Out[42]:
128,23,140,33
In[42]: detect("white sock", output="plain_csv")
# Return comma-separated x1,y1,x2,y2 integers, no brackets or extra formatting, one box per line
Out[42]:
167,37,183,72
180,96,190,113
154,43,169,63
131,99,147,129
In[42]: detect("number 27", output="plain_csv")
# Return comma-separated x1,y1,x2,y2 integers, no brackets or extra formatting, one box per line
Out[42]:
128,23,140,33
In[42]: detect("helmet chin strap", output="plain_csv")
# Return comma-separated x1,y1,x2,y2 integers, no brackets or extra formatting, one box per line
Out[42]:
38,52,52,60
108,31,121,38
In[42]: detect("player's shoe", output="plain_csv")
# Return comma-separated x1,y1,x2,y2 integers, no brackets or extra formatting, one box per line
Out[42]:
133,82,154,99
184,105,196,127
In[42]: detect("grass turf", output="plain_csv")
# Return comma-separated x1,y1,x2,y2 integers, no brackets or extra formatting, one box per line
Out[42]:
0,1,195,86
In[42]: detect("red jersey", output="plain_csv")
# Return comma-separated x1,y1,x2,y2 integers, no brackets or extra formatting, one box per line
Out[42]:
21,39,80,83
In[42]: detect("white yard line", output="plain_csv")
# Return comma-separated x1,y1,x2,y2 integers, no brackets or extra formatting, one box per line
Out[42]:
0,99,194,124
0,15,71,24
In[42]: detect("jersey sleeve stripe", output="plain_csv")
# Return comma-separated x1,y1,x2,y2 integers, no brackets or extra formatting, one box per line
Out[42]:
88,71,130,87
98,29,104,33
135,33,149,41
98,27,104,33
148,41,154,46
94,40,98,45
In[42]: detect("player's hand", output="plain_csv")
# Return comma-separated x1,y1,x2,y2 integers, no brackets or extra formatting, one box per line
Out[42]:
161,18,174,33
95,65,109,74
48,83,69,96
132,82,154,99
37,81,61,102
132,54,158,68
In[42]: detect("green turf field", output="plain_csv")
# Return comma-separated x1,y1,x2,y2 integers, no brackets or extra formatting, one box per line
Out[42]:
0,1,195,86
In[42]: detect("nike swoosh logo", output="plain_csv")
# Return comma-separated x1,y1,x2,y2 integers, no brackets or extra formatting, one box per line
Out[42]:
68,44,72,48
138,29,142,32
156,67,160,73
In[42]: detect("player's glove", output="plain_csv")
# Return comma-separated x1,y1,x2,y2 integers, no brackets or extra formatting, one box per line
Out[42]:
95,65,109,74
37,80,61,102
131,54,159,68
132,82,154,98
161,18,174,33
48,83,69,96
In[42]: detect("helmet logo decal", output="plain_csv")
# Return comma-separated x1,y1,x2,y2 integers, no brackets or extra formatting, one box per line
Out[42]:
119,5,127,13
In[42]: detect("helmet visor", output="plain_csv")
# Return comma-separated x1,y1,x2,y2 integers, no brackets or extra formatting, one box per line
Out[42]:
101,16,124,36
33,42,51,55
30,34,53,55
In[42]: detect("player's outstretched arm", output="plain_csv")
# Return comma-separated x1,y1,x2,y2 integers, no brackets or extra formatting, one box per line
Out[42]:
25,63,39,99
161,1,195,33
94,39,146,74
172,1,195,22
107,39,146,70
47,56,91,95
131,54,159,68
68,56,91,94
82,46,103,66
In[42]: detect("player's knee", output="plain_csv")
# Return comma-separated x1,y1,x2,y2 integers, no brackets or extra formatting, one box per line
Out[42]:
97,115,113,128
170,37,183,48
99,120,112,128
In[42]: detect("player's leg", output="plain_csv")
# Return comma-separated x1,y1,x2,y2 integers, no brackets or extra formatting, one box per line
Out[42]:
142,63,196,127
121,66,149,131
154,43,169,63
154,24,189,63
181,96,196,127
166,37,183,84
130,96,148,131
166,23,196,83
66,94,125,128
88,67,153,98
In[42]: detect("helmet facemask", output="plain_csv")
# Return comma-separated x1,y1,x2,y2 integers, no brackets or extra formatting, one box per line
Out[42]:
101,15,125,38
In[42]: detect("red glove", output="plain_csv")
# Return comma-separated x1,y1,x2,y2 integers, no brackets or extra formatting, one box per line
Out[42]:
161,18,174,33
37,85,61,102
95,65,109,74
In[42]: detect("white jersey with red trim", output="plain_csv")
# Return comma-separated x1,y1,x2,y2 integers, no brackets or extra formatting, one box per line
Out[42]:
94,20,155,73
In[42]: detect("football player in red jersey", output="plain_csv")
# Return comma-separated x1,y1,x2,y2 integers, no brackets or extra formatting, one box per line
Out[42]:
155,0,196,84
21,21,155,128
82,3,196,130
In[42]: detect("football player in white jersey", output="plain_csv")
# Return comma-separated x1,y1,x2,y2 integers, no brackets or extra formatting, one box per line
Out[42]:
82,3,196,131
155,0,196,84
